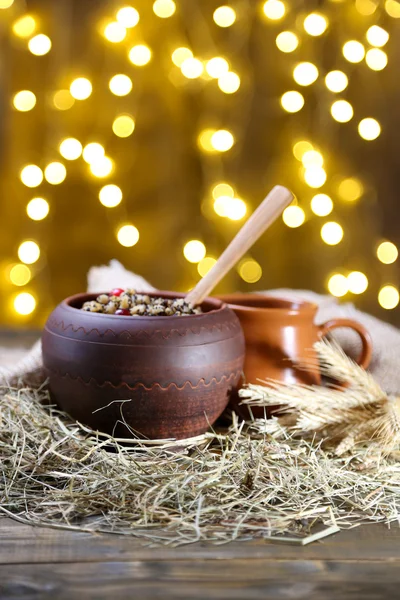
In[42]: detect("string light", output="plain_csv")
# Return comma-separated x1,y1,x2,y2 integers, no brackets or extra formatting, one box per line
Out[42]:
263,0,286,20
12,15,36,38
328,273,348,297
26,198,49,221
304,166,327,188
44,162,67,185
109,74,132,96
183,240,206,263
282,205,305,227
293,141,313,160
9,264,31,286
218,71,240,93
338,178,363,201
385,0,400,17
14,292,36,316
377,241,398,264
117,225,139,247
280,91,304,112
330,100,353,123
18,241,40,264
224,198,247,220
293,62,318,86
378,285,399,309
197,257,216,277
180,58,203,78
303,13,328,36
83,143,105,164
116,6,140,27
153,0,176,18
28,34,52,56
70,78,92,100
366,49,388,71
59,138,82,160
347,271,368,294
275,31,298,52
358,118,381,140
171,47,193,67
20,165,43,188
238,259,262,283
321,222,343,245
355,0,377,15
89,157,114,178
128,45,152,66
210,129,234,152
206,57,229,78
311,194,333,217
103,22,126,43
53,90,75,110
366,25,389,47
302,150,323,167
343,41,365,63
213,6,236,27
99,184,123,208
325,71,348,93
13,90,36,112
212,183,234,199
112,115,135,137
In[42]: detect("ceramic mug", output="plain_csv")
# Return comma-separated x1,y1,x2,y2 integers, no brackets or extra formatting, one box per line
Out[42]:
217,294,373,417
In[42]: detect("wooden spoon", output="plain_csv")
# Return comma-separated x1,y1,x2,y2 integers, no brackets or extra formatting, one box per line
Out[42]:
185,185,293,307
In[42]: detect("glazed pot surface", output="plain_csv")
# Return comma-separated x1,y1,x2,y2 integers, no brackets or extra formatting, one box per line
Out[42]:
42,291,245,439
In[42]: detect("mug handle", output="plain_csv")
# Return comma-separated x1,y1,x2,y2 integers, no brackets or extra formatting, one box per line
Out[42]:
318,318,373,369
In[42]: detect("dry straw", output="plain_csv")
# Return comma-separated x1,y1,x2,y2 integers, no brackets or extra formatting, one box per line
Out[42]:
0,341,400,546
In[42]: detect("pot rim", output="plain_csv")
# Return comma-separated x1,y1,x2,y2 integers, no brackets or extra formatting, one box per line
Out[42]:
216,293,318,316
62,290,227,319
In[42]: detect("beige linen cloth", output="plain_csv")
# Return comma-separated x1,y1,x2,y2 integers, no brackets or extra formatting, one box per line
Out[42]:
1,260,399,394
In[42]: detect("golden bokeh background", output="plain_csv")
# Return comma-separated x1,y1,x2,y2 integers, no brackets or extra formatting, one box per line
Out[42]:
0,0,399,327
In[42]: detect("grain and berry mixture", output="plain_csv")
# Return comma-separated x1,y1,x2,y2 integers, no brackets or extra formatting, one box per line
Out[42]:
81,288,202,316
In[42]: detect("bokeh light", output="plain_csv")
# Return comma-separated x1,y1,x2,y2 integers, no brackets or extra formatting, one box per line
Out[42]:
304,166,327,188
238,259,262,283
213,6,236,27
18,241,40,264
263,0,286,20
224,198,247,220
181,57,204,78
83,143,105,164
342,40,365,63
198,129,215,152
302,150,323,167
281,91,304,112
0,0,13,6
330,100,353,122
44,162,67,185
28,34,52,56
206,57,229,78
211,129,234,152
9,264,31,287
116,6,140,27
303,13,328,36
358,118,381,140
293,62,319,86
117,225,140,247
213,196,231,217
197,257,217,277
356,0,377,15
276,31,298,52
12,15,36,38
99,184,123,208
153,0,176,18
366,48,388,71
20,165,43,188
14,292,36,316
109,74,132,96
129,44,152,66
89,157,114,178
282,205,305,227
311,194,333,216
13,90,36,112
338,178,363,201
53,89,75,110
70,78,92,100
293,140,313,160
385,0,400,17
112,115,135,137
212,183,234,199
325,70,348,93
347,271,368,294
103,22,126,43
378,285,399,309
26,198,49,221
366,25,389,47
321,222,343,245
328,273,348,297
183,240,206,263
218,71,240,93
171,47,193,67
59,138,82,160
377,241,398,264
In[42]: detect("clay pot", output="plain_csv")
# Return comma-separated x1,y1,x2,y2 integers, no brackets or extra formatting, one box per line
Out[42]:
42,292,245,440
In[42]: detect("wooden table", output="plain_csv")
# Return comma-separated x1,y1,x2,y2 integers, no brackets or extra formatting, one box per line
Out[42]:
1,331,399,599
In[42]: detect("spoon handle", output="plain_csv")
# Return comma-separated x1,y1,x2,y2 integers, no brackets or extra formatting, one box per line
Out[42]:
185,185,293,307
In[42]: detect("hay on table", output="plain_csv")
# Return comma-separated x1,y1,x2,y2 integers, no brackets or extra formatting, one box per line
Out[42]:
1,378,400,547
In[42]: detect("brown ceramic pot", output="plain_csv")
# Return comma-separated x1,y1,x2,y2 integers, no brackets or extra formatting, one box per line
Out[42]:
42,291,245,440
217,294,373,418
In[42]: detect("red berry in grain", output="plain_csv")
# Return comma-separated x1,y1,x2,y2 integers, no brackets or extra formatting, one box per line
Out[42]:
111,288,124,297
115,308,130,316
